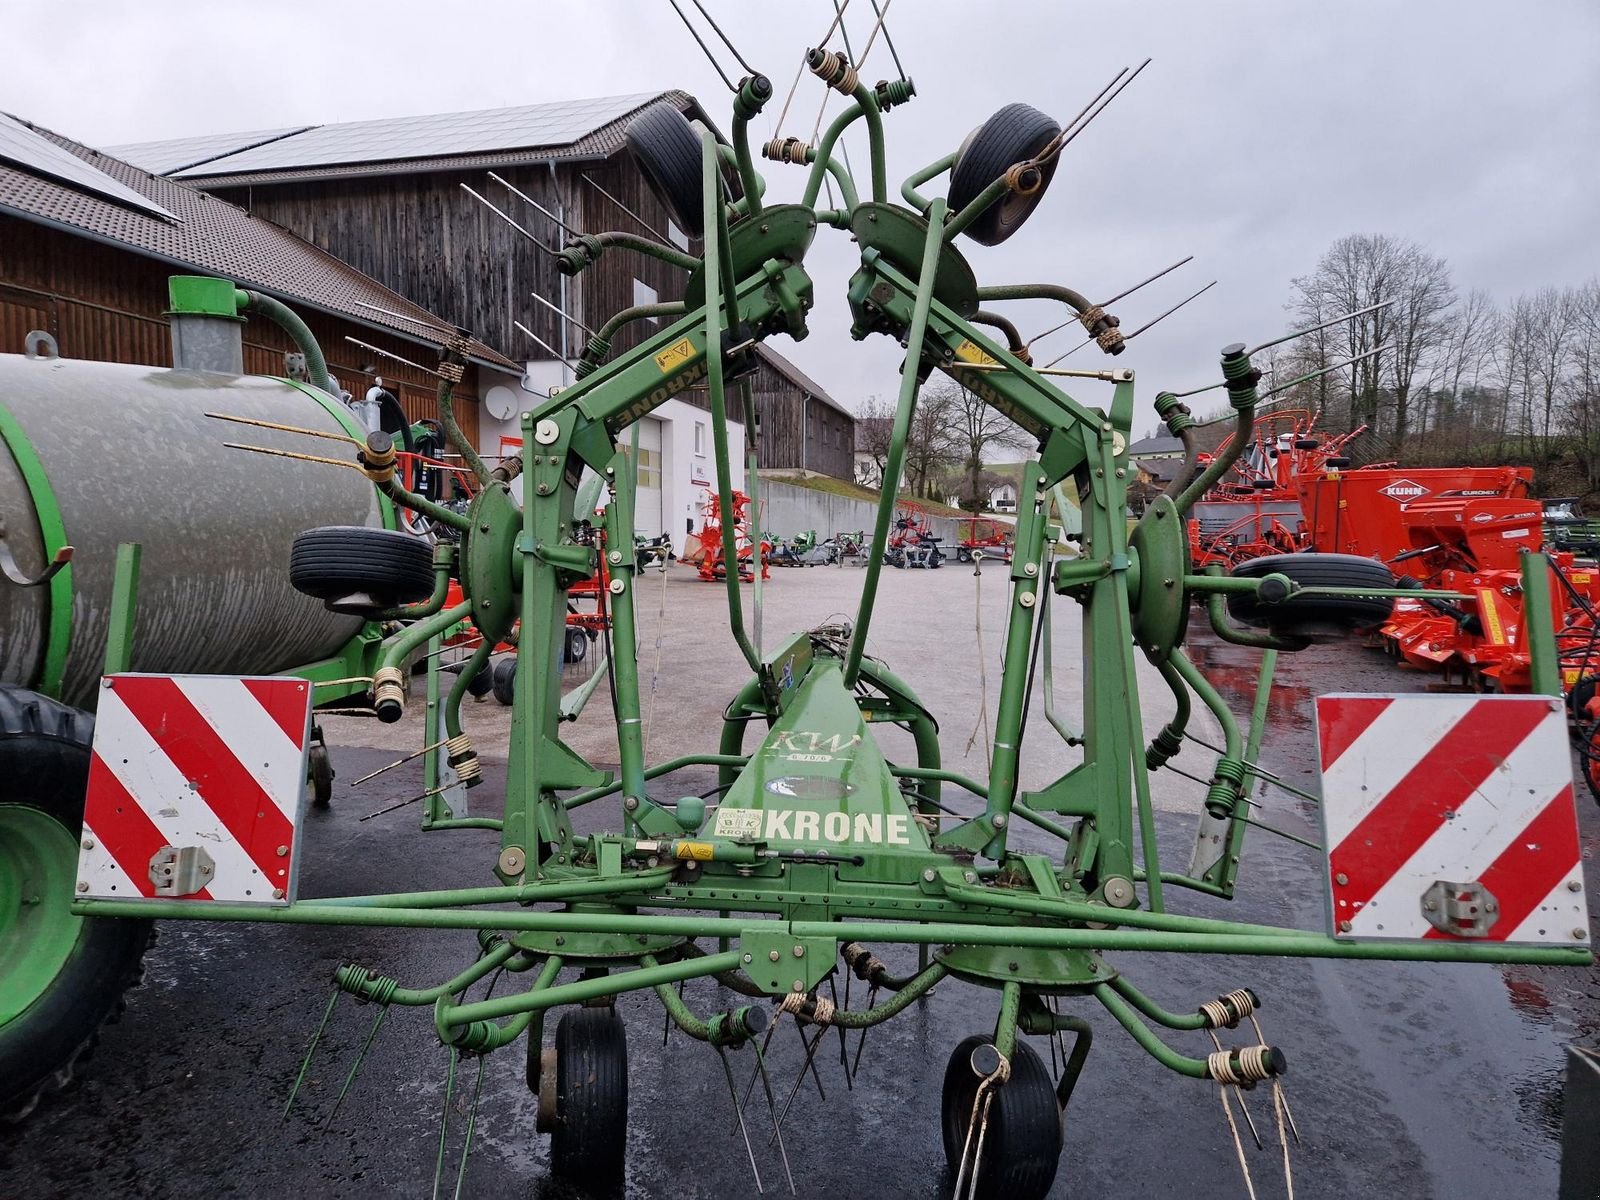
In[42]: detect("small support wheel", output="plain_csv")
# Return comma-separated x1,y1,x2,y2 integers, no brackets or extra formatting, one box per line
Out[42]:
307,742,334,808
947,103,1064,246
563,628,589,665
940,1036,1061,1200
491,658,516,706
549,1007,628,1187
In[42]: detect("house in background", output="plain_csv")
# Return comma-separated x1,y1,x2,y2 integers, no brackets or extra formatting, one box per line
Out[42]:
0,111,517,442
114,94,855,548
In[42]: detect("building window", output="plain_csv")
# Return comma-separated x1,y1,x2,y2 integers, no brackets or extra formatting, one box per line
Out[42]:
667,220,690,251
636,446,660,490
694,421,706,456
633,279,658,321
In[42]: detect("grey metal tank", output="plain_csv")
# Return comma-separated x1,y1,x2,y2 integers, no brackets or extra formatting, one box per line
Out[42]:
0,349,387,709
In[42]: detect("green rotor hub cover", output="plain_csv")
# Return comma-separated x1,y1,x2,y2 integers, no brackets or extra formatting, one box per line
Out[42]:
461,481,521,645
1127,494,1190,663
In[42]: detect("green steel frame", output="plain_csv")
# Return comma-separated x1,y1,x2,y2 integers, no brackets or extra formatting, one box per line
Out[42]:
70,56,1590,1136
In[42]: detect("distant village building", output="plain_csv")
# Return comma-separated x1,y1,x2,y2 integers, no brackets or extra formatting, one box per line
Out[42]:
114,94,854,548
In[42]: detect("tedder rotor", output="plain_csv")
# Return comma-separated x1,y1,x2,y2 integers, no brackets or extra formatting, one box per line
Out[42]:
17,41,1591,1200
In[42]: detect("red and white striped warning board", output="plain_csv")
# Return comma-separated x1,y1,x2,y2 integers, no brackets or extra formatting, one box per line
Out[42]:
76,675,312,906
1316,694,1588,944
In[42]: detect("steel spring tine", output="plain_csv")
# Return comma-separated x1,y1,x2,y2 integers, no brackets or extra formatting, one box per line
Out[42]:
752,1038,797,1195
772,1023,829,1137
849,984,878,1082
738,1007,782,1125
452,1054,488,1200
432,1048,459,1200
282,989,341,1122
829,974,852,1089
323,1002,389,1129
1249,1013,1301,1146
796,1017,827,1102
716,1045,764,1194
1209,1028,1263,1150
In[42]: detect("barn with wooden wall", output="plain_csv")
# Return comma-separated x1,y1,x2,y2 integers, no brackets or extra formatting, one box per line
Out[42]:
114,90,855,479
0,115,519,445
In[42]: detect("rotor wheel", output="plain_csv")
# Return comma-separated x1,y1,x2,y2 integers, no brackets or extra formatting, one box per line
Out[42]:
549,1007,629,1187
940,1036,1062,1200
564,628,589,664
1227,553,1395,641
289,526,435,614
624,102,724,239
0,687,152,1124
947,103,1063,246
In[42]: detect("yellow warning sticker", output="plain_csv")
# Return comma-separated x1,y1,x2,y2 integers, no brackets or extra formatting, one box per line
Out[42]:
953,339,1000,367
675,841,716,861
1574,573,1593,584
654,338,696,374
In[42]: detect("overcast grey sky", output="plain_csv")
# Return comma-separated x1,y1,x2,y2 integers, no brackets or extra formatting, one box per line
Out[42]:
10,1,1598,427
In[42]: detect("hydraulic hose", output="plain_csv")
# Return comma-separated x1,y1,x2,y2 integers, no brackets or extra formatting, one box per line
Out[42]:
237,289,334,394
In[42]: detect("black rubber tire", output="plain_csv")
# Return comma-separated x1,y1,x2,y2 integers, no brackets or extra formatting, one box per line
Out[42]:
307,743,334,808
1228,553,1396,637
625,102,723,239
1325,456,1351,468
947,103,1063,247
550,1007,629,1187
564,628,588,664
492,658,517,707
929,549,945,569
957,546,973,563
289,526,434,608
0,687,152,1125
940,1036,1062,1200
1251,478,1275,490
465,664,493,698
1294,438,1320,451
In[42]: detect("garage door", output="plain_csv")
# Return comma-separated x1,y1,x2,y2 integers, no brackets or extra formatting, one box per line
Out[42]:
627,417,664,538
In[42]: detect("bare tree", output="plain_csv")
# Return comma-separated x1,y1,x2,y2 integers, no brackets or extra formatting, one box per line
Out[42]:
1289,234,1457,454
946,381,1030,514
855,389,958,498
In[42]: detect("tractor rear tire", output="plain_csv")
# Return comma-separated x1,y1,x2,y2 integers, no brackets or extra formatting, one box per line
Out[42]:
1228,553,1395,639
947,103,1063,247
492,658,517,706
940,1036,1061,1200
290,526,435,613
0,687,152,1125
550,1007,629,1187
625,103,725,239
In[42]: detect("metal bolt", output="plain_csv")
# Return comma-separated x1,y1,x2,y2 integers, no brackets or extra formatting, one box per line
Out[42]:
769,950,781,962
555,936,566,947
963,870,978,884
1019,592,1036,608
520,411,532,421
991,814,1007,829
608,550,623,565
82,837,95,850
1334,872,1348,886
479,522,491,533
609,578,625,594
792,980,805,992
277,845,289,857
1163,577,1176,588
534,418,560,445
1337,919,1353,933
1024,563,1037,577
1569,880,1583,892
1423,899,1437,911
1576,928,1589,940
77,881,89,893
743,953,753,964
922,868,937,882
792,945,805,958
623,796,639,811
1008,961,1019,972
272,887,286,899
1115,468,1126,479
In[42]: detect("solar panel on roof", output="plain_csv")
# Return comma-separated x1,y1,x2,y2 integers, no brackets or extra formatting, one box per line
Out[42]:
171,93,662,177
108,126,311,176
0,112,177,221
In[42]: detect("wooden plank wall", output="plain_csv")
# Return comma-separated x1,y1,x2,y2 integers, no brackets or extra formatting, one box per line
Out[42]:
0,217,478,444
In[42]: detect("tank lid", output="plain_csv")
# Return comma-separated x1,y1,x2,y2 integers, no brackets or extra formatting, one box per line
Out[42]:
166,275,244,321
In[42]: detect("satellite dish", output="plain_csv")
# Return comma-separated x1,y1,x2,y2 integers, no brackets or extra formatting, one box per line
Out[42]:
484,385,518,421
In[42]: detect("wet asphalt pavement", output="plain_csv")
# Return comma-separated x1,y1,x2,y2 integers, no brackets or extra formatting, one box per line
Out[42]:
1,571,1596,1199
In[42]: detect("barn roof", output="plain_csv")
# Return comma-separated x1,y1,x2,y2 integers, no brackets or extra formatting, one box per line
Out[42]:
0,112,516,371
111,92,699,188
754,345,853,419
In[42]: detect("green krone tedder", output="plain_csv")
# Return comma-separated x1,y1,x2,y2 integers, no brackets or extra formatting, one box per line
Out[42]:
1,45,1589,1200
